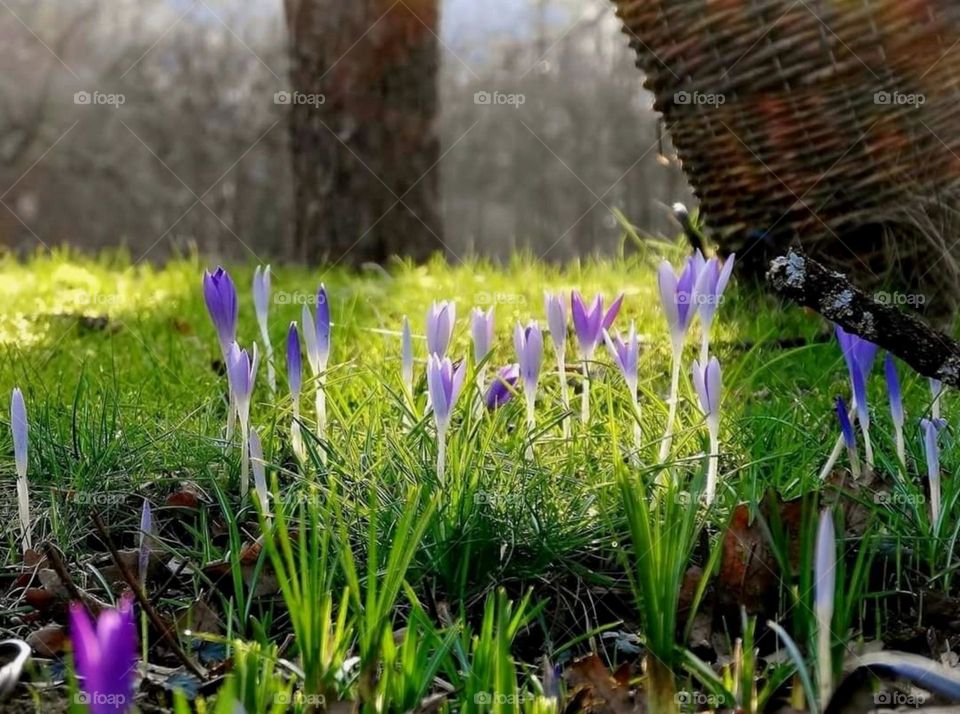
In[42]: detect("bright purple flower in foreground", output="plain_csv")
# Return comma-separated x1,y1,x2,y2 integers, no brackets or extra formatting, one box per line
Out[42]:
286,323,302,397
514,322,543,397
835,326,879,393
485,364,520,410
426,355,466,434
604,323,640,396
426,301,456,357
471,307,495,364
921,417,947,526
658,254,703,346
70,596,137,714
227,342,258,405
570,291,623,358
202,267,238,356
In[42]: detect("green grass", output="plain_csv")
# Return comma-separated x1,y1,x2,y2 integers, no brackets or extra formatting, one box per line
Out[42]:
0,244,957,712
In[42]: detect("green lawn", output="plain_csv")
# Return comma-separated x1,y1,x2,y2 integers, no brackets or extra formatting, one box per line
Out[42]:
0,244,955,712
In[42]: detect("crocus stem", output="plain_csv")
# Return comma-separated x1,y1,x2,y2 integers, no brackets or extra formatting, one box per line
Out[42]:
931,473,941,530
581,360,590,423
819,433,844,480
16,477,31,552
632,394,642,451
860,417,873,468
475,365,488,418
817,607,833,708
437,429,447,484
846,445,861,479
700,328,710,367
526,393,536,459
705,427,720,505
291,403,305,461
558,355,570,438
659,346,682,463
315,381,327,464
239,418,250,498
264,345,276,398
895,425,905,471
226,391,236,441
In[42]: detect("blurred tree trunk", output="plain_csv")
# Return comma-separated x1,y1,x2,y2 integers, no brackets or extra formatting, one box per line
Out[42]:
284,0,442,264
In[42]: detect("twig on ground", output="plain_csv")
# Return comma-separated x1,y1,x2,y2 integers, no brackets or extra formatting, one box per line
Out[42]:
767,249,960,390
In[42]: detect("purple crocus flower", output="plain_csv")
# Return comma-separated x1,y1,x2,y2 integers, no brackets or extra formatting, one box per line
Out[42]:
693,254,735,363
921,417,947,527
302,285,331,375
11,388,30,551
202,267,238,357
426,301,456,357
69,596,138,714
885,354,906,466
138,499,151,590
835,396,861,478
249,427,268,515
252,266,276,395
835,325,878,466
401,316,414,394
544,293,566,353
514,322,543,432
658,254,703,347
570,291,623,359
471,307,495,364
227,341,258,497
427,355,466,482
604,323,640,397
692,357,723,503
286,322,301,398
814,507,836,704
484,364,520,410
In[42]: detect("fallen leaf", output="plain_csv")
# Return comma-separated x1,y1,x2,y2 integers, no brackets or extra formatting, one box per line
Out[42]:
26,624,67,657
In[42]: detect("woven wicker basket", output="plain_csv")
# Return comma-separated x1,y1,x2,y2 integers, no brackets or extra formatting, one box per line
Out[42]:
612,0,960,319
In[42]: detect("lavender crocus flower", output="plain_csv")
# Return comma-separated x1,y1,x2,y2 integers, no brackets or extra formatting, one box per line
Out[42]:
227,341,258,497
69,595,137,714
426,355,466,482
401,316,414,396
138,499,151,591
692,357,722,504
471,307,495,415
885,354,905,467
693,254,735,364
485,364,520,410
814,508,836,705
570,290,623,423
835,396,861,479
202,267,238,357
604,323,642,449
514,322,543,437
302,285,331,453
658,254,705,462
286,322,305,461
11,388,30,552
544,292,570,437
426,301,456,357
921,417,947,528
249,427,269,517
252,266,276,396
833,326,879,468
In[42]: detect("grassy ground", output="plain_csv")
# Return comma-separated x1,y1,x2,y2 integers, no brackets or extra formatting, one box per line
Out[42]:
0,242,956,712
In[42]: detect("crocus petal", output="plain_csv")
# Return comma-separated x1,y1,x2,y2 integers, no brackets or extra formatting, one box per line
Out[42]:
471,307,494,363
885,354,903,427
286,323,302,397
835,396,856,449
450,360,467,409
316,285,330,366
401,316,413,388
427,302,455,356
250,428,268,508
571,292,604,355
11,388,27,479
252,265,270,331
715,253,735,296
427,355,450,426
814,509,836,614
515,322,543,391
301,304,319,375
202,267,238,354
706,357,722,415
138,499,151,586
544,293,566,351
485,364,520,409
657,261,681,339
602,293,624,330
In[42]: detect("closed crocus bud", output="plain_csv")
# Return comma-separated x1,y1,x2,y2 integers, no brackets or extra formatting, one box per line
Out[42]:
604,323,640,396
401,315,414,392
249,427,268,513
835,396,856,450
426,301,456,357
11,387,27,480
202,267,238,356
485,364,520,410
921,417,947,527
426,355,466,434
692,357,722,428
694,254,735,328
544,292,566,352
658,255,702,347
286,322,302,397
139,499,152,589
253,265,270,334
69,595,138,714
471,307,495,364
316,284,330,368
227,342,258,407
814,507,836,704
885,354,903,428
514,322,543,397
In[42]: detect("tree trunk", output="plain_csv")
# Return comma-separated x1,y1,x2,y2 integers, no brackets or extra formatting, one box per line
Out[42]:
284,0,442,264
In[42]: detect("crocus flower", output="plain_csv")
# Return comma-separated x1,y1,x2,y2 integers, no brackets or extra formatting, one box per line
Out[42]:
931,378,944,420
252,265,276,396
485,364,520,410
426,301,455,357
426,355,466,482
834,326,879,467
885,354,905,467
693,254,735,364
692,357,722,504
202,267,238,357
302,285,331,452
570,290,623,423
921,417,947,528
286,322,305,461
70,595,137,714
11,388,30,552
227,341,258,497
604,323,641,449
544,292,571,437
514,322,543,435
835,396,861,479
138,499,151,591
814,508,836,706
471,307,495,415
658,254,705,461
401,315,414,396
249,427,269,518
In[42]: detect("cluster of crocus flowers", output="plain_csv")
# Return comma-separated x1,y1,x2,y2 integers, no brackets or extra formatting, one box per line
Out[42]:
227,342,258,497
692,357,722,504
11,388,30,552
252,265,276,397
571,291,623,423
604,323,641,449
426,355,465,482
514,322,543,450
286,322,305,461
70,596,138,714
544,293,570,437
814,508,836,706
921,417,947,528
203,267,239,439
471,307,495,414
302,285,331,453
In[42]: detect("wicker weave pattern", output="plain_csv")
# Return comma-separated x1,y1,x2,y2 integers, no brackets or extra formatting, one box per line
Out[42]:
612,0,960,307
